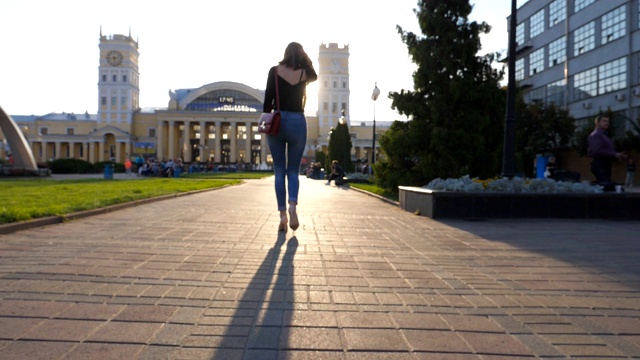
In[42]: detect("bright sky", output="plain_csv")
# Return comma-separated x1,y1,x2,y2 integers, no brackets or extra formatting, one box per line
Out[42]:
0,0,526,123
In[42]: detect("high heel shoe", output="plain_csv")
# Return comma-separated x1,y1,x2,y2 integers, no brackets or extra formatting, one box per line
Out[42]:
278,214,288,232
288,208,299,231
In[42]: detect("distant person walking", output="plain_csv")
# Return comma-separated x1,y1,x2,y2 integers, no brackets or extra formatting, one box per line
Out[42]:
588,115,627,187
124,158,132,176
263,42,317,232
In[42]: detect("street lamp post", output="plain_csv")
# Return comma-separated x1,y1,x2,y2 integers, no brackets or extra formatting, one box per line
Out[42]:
502,0,518,178
371,83,380,175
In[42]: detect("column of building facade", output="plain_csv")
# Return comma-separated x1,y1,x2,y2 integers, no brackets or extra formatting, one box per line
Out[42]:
115,141,122,163
125,141,131,159
156,120,164,160
55,142,61,160
40,142,47,162
244,122,252,164
89,142,95,163
98,141,105,162
182,120,191,161
260,133,268,165
168,121,175,160
229,122,237,163
83,143,89,161
68,142,75,159
214,121,221,163
199,120,206,161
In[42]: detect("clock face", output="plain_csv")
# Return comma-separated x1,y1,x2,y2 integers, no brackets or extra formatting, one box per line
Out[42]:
106,50,123,66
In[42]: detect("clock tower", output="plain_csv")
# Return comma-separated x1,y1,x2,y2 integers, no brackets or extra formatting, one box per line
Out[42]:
98,30,140,127
317,43,350,139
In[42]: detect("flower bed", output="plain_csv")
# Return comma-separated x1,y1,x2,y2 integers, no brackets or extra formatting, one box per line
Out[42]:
399,176,640,220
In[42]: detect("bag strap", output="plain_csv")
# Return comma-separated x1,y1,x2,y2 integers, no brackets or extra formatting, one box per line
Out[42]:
274,67,280,112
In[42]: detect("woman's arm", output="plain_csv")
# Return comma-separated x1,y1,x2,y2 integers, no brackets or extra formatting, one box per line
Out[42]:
263,66,276,113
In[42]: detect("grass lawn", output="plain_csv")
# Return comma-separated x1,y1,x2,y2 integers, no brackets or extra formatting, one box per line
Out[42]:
349,182,399,202
0,178,240,224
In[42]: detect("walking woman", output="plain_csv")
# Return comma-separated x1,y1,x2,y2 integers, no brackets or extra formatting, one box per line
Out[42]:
263,42,317,232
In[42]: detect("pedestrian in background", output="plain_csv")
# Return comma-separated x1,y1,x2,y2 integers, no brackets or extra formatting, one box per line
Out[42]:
588,115,627,188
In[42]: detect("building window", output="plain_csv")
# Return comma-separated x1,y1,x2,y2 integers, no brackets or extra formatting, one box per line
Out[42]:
548,36,565,67
122,75,127,82
112,74,117,82
529,9,545,38
66,128,74,135
332,102,337,113
147,128,156,138
548,0,566,27
546,78,566,105
515,58,525,81
515,22,525,46
323,102,328,111
601,5,626,45
121,96,127,106
102,74,107,82
341,103,347,113
598,57,627,95
324,81,328,88
111,96,116,106
573,21,595,56
529,87,546,103
39,127,48,135
333,81,337,88
574,0,595,13
342,81,347,89
573,67,597,101
101,96,107,105
529,48,545,76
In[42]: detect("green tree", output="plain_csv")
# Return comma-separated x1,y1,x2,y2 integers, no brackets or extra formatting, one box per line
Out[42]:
516,101,575,177
327,121,353,173
384,0,505,187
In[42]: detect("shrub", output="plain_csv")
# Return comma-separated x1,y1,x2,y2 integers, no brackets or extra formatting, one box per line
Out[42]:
47,159,96,174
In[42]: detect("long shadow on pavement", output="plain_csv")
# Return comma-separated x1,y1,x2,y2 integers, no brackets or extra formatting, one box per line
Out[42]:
212,233,297,360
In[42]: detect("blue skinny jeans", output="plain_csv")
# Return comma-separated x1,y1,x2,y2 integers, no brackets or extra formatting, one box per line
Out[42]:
267,111,307,211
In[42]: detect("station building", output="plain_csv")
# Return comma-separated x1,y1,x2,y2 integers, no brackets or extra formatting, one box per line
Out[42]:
2,34,387,168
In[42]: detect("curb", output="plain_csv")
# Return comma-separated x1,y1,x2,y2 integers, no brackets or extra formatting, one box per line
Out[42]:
348,185,400,207
0,184,235,236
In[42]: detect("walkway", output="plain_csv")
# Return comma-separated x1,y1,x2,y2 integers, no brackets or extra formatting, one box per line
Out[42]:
0,177,639,359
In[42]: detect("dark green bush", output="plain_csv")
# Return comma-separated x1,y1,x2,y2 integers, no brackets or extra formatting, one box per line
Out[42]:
47,159,96,174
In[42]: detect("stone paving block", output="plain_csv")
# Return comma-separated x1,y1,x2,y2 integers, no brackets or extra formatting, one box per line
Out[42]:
0,299,72,318
86,321,164,343
282,327,343,350
286,310,338,328
403,329,471,352
281,350,345,360
22,319,104,342
0,317,44,339
56,303,125,321
336,311,394,328
390,312,449,330
460,332,534,356
343,328,408,351
347,353,415,360
114,304,177,322
440,314,506,333
65,343,144,360
0,340,76,359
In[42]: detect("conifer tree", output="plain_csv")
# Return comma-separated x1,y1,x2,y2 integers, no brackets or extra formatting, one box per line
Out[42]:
382,0,505,186
327,120,353,173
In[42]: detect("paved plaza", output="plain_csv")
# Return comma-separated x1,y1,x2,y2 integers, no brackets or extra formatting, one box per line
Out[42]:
0,176,639,359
